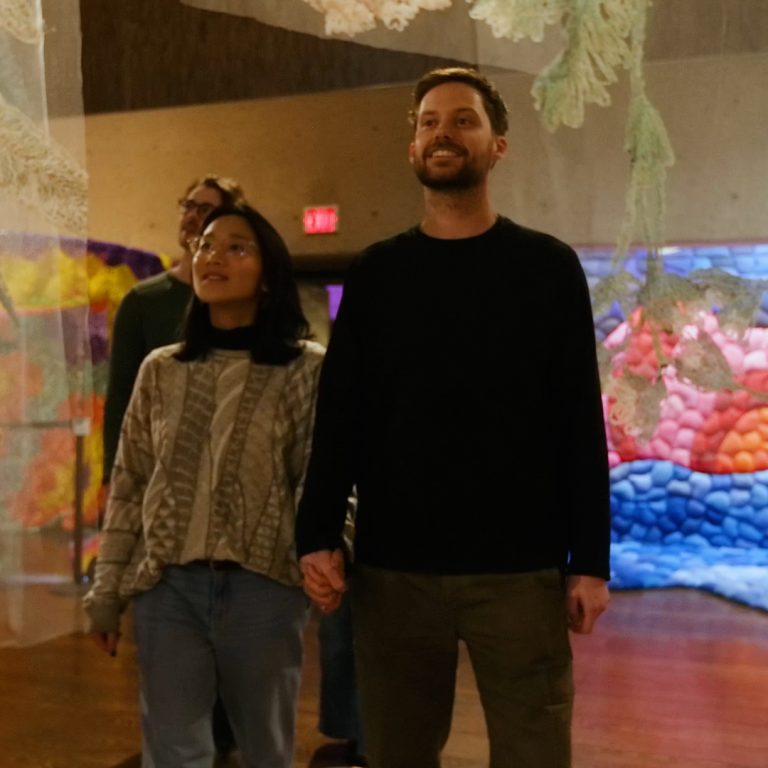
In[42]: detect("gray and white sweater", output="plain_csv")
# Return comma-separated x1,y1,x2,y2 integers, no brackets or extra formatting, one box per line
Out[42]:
84,340,324,633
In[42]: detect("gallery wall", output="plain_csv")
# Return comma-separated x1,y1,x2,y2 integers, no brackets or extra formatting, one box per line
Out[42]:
81,51,768,258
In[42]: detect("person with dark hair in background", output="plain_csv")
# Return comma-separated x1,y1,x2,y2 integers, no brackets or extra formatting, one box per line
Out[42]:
295,68,611,768
100,175,247,764
86,204,324,768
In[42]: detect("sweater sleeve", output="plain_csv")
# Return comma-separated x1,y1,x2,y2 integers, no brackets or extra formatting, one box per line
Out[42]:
84,354,157,633
557,247,612,579
102,289,147,483
295,267,363,557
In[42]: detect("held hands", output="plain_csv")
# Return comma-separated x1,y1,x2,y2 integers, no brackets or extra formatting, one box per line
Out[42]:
299,549,347,614
566,574,609,634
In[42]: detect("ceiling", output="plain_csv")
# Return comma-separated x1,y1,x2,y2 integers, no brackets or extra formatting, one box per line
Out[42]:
76,0,467,114
70,0,768,116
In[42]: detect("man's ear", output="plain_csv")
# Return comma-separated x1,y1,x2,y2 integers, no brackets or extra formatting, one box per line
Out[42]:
408,141,416,166
494,135,508,161
490,135,508,169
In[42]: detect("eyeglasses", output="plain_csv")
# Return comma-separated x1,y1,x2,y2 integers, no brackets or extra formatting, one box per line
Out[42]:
178,199,217,217
190,236,259,260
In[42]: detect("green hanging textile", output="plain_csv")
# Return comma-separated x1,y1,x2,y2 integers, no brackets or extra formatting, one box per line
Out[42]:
614,0,675,261
614,93,675,260
531,0,634,131
467,0,566,42
607,371,666,442
468,0,675,273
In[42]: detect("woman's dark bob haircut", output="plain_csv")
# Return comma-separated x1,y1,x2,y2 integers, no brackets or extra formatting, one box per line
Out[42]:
175,204,309,365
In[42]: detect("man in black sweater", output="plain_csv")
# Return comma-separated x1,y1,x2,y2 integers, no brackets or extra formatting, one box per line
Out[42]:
296,68,611,768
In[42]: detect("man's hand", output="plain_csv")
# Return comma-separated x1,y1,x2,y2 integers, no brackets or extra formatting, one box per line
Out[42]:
90,631,120,657
299,549,346,614
566,574,609,634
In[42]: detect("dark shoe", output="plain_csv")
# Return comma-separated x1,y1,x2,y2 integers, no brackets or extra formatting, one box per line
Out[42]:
309,740,368,767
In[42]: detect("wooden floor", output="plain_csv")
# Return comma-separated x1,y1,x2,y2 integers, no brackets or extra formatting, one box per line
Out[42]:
0,589,765,768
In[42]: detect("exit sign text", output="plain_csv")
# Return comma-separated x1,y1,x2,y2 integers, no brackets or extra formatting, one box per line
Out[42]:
303,206,339,234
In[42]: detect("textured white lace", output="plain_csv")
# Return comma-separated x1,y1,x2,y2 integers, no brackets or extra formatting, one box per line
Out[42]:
304,0,452,35
0,0,42,43
0,0,88,234
0,93,88,235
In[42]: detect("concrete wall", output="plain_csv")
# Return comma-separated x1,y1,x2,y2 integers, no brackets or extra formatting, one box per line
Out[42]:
83,51,768,258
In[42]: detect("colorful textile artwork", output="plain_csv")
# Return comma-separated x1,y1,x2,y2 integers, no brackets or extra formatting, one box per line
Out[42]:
0,236,168,534
586,245,768,611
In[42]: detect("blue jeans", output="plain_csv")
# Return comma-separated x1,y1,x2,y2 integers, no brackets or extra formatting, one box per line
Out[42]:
133,563,309,768
317,590,362,747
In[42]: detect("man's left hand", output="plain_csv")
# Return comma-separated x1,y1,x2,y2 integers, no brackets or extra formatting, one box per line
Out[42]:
566,574,609,634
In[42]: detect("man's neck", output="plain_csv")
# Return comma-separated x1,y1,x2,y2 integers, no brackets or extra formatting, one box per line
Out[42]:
419,185,498,239
168,251,193,284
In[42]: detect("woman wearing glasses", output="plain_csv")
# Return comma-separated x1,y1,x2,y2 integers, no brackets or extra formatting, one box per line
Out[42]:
85,205,324,768
102,176,246,761
102,175,247,489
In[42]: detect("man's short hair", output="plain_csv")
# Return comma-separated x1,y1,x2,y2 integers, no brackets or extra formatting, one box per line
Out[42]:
409,67,509,136
182,174,247,207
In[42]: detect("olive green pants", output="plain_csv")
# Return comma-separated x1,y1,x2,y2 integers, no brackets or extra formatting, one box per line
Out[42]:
350,566,573,768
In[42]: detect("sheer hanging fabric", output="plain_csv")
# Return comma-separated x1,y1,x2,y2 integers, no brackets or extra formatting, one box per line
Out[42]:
179,0,562,73
0,0,90,647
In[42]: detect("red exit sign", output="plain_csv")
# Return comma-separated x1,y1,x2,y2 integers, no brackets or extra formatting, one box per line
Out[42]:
303,205,339,234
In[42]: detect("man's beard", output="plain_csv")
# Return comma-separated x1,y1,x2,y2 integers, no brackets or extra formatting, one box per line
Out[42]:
414,161,485,191
412,142,489,191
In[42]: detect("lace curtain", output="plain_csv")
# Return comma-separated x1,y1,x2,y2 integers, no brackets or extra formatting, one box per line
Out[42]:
0,0,89,647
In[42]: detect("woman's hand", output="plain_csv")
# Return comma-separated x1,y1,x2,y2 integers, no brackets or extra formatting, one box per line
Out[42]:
90,631,121,657
299,548,346,613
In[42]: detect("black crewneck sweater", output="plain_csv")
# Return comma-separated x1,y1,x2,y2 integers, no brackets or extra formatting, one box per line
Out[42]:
296,217,611,579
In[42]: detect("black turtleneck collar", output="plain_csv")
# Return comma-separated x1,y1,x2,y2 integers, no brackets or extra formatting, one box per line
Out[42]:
208,325,255,350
